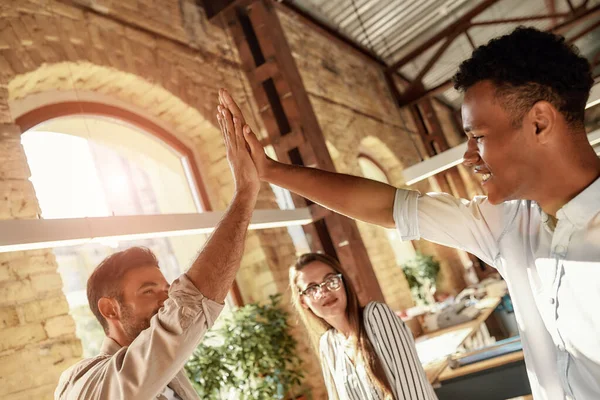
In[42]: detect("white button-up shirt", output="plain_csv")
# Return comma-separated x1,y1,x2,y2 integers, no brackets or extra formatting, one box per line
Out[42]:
393,178,600,400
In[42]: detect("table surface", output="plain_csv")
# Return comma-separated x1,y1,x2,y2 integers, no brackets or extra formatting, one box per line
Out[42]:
417,296,503,384
438,350,525,381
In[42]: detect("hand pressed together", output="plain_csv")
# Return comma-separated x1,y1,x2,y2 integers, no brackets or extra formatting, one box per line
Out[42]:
218,88,275,181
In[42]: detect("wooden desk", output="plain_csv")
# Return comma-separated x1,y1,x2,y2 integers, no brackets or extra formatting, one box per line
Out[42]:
417,297,502,384
419,297,502,340
434,350,530,400
438,350,524,381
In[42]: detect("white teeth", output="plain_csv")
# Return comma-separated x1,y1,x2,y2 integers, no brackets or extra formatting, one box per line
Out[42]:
482,173,492,181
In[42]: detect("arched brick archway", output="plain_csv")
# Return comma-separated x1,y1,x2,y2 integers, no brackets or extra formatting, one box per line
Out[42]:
7,62,237,209
359,135,407,187
0,58,319,399
6,59,253,318
358,136,468,298
15,100,213,211
0,3,317,397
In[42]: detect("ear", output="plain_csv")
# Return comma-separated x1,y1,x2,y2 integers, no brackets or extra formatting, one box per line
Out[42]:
98,297,119,322
299,295,310,310
528,101,556,144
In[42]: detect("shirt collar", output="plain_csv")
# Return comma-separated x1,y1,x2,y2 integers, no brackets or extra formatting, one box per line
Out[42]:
100,336,122,356
555,177,600,228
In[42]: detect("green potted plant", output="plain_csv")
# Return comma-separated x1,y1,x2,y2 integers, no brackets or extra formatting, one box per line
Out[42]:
402,252,441,306
185,294,306,400
186,341,231,399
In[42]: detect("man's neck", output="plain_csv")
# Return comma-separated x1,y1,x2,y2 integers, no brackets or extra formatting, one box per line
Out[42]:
108,332,131,347
535,146,600,216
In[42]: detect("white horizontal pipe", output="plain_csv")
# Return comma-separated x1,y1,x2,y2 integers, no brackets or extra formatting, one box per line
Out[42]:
0,208,313,253
403,129,600,186
586,83,600,109
403,143,467,186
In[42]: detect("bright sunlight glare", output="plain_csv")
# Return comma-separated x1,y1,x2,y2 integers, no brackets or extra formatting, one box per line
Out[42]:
21,131,110,219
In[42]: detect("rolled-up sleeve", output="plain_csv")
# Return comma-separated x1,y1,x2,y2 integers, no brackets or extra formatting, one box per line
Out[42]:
393,189,421,241
156,273,224,333
393,189,512,266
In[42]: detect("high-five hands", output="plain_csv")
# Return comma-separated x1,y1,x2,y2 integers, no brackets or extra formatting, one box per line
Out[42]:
217,89,275,181
216,89,261,197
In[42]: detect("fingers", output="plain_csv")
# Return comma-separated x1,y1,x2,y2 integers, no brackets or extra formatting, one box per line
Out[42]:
220,107,237,150
233,116,245,151
216,112,228,149
218,91,252,154
220,88,245,122
218,88,225,108
243,124,261,152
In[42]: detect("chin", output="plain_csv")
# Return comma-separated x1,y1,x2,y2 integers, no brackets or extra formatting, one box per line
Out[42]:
483,182,513,205
317,305,345,319
486,195,504,205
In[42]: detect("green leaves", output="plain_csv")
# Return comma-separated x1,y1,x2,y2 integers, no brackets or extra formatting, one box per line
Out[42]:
402,252,441,305
185,294,305,400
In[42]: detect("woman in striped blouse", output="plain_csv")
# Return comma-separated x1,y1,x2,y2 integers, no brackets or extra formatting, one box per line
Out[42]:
289,253,437,400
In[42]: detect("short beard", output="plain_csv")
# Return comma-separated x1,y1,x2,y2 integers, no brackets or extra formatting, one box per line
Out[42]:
119,302,152,342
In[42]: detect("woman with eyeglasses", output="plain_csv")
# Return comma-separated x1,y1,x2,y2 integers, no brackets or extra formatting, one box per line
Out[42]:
290,253,437,400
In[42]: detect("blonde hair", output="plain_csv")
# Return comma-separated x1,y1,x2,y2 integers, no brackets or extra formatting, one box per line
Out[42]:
289,253,393,398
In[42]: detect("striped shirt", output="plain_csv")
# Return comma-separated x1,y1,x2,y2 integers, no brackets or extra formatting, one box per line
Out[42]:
319,302,437,400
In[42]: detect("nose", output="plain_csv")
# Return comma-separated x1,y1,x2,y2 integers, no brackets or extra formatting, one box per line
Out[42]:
157,289,169,307
462,138,480,168
310,286,329,301
319,286,337,300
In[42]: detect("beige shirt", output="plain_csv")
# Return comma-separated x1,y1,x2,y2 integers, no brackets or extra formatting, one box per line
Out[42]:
55,274,224,400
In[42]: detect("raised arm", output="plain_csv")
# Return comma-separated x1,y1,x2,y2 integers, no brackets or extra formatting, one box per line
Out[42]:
218,89,396,228
55,100,261,400
186,107,260,302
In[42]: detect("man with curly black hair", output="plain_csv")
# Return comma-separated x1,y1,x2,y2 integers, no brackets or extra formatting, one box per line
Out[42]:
453,27,596,208
218,26,600,400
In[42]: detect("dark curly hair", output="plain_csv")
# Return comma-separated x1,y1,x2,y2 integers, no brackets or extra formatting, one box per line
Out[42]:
453,26,593,129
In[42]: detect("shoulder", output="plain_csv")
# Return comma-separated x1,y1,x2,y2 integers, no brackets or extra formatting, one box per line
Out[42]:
319,329,338,362
319,329,335,350
61,355,109,380
364,302,396,328
55,355,111,398
364,301,395,321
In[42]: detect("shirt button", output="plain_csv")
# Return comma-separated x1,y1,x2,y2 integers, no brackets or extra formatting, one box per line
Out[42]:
558,344,565,352
549,297,555,305
555,245,566,254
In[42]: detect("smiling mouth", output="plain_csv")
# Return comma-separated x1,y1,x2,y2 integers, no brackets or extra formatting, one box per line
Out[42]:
481,173,492,183
322,298,338,307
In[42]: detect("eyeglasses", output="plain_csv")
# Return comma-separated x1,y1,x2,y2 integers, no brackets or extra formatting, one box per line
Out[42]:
299,274,343,300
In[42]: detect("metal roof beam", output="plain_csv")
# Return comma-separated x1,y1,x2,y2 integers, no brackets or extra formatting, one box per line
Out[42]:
470,13,571,27
386,0,502,72
391,2,600,107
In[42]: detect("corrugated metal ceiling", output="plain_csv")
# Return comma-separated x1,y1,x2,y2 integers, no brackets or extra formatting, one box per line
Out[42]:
285,0,600,107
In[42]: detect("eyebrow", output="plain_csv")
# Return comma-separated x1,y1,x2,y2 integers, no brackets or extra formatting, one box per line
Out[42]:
305,272,337,288
463,123,487,134
137,282,158,291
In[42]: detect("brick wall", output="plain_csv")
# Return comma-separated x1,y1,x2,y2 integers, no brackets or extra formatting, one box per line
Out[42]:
0,1,324,398
278,8,471,305
0,113,82,399
1,1,475,398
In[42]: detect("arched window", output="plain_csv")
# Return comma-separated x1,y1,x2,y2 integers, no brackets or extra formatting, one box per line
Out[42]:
18,103,239,356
